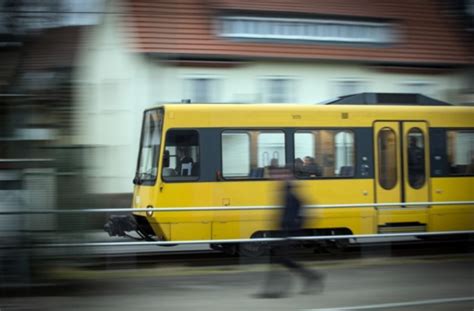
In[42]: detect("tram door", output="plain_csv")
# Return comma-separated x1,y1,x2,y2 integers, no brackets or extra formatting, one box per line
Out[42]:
374,121,430,233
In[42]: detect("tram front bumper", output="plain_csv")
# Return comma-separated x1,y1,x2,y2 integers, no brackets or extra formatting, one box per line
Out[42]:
104,215,137,237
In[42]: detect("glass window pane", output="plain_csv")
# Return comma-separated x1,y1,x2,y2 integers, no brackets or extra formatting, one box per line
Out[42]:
162,130,200,181
407,128,425,188
295,132,314,160
193,79,209,102
447,130,474,175
222,132,251,178
263,78,293,103
378,127,397,189
219,16,393,43
295,131,316,177
137,109,163,183
315,130,332,177
335,131,355,176
222,130,286,179
185,78,218,103
294,130,354,178
336,80,362,97
257,132,285,168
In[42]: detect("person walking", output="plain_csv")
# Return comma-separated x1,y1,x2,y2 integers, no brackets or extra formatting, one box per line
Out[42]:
257,166,324,298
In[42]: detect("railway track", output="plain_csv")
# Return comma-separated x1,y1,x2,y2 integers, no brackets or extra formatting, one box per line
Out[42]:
79,237,474,270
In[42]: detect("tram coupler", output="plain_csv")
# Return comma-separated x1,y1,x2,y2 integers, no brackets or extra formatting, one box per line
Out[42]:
104,215,137,237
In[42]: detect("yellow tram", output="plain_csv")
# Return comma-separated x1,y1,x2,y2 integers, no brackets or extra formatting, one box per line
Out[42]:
105,95,474,254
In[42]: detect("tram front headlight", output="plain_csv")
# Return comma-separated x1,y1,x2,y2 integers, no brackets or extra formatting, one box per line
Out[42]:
146,205,154,217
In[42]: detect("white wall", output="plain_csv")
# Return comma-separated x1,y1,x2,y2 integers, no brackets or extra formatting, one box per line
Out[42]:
153,61,467,104
74,0,156,193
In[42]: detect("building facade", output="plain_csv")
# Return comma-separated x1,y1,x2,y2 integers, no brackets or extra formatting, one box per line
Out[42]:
75,0,473,194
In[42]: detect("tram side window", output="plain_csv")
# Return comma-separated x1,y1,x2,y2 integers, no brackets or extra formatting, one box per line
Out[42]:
222,132,251,178
447,130,474,176
162,130,200,181
221,130,286,179
294,130,354,178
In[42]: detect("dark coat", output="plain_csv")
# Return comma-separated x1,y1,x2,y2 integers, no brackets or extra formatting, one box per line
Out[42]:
300,163,322,177
280,182,304,233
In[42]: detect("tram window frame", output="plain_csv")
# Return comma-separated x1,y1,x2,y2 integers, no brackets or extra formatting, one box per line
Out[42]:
407,128,426,189
221,129,287,180
446,129,474,176
161,129,200,182
293,129,355,179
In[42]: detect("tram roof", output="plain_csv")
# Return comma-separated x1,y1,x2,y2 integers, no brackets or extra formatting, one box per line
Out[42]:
322,93,451,106
154,93,462,109
150,101,473,128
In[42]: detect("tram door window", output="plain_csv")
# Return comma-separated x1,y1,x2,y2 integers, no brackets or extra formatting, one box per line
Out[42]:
407,128,426,189
221,130,286,179
162,130,200,180
377,127,397,190
294,130,354,178
447,130,474,175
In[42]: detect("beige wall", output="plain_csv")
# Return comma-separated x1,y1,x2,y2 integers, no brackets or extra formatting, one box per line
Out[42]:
155,61,466,104
75,0,156,193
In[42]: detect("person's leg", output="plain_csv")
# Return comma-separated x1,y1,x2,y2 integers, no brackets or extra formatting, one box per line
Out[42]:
278,238,325,295
256,243,290,298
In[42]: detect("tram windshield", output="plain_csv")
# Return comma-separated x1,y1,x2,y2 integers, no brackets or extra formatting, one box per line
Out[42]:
134,109,163,184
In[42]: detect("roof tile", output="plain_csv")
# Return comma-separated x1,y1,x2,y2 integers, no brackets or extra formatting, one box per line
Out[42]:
124,0,472,65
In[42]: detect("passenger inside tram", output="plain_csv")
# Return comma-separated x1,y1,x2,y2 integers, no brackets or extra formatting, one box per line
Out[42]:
161,130,200,179
468,153,474,174
407,136,425,187
294,157,304,175
177,147,194,176
264,158,280,178
298,156,322,177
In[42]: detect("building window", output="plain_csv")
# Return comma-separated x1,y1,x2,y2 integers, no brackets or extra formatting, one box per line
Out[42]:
221,130,286,179
400,81,435,97
447,130,474,175
334,80,365,97
261,78,295,103
294,130,355,178
184,77,219,103
219,16,394,44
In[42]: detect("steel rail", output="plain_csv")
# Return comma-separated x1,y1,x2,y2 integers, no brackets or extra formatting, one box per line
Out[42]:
36,230,474,248
0,201,473,215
